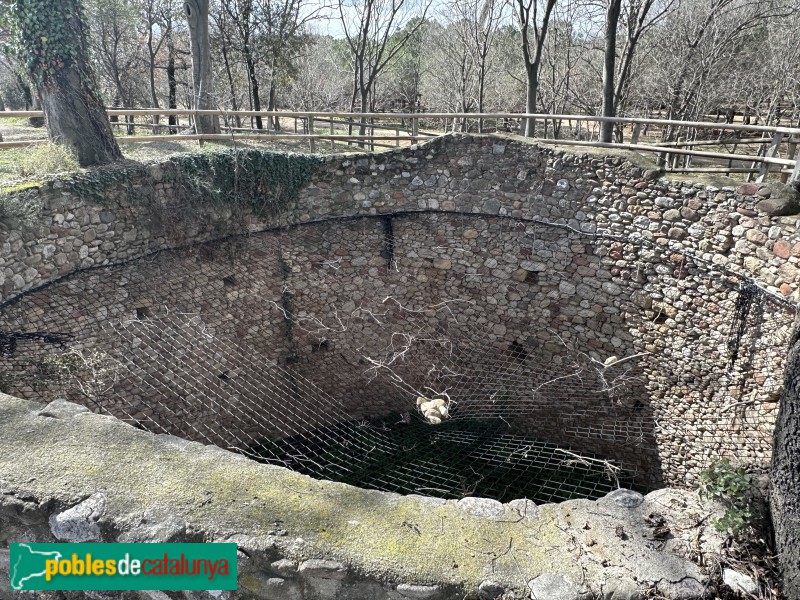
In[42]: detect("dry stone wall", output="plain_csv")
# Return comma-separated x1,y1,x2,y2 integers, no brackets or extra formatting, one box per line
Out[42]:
0,134,797,489
0,396,732,600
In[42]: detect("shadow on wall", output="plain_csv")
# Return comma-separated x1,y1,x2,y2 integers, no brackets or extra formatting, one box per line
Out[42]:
0,210,790,498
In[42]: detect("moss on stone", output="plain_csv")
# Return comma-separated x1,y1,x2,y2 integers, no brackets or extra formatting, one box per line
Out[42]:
0,180,44,194
0,395,580,595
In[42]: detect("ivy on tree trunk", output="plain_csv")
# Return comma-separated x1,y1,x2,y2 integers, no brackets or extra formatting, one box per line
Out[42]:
13,0,122,167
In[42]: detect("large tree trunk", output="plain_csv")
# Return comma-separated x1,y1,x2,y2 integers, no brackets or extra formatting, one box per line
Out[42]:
771,319,800,599
14,0,121,166
184,0,220,134
39,71,121,166
601,0,622,143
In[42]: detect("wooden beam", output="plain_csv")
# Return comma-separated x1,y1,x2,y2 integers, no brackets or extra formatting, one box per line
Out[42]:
756,132,784,182
5,108,800,135
535,138,795,166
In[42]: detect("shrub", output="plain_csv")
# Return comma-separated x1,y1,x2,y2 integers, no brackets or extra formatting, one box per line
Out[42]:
700,458,762,535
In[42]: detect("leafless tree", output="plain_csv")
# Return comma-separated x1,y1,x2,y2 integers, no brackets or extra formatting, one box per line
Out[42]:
86,0,143,134
445,0,506,131
652,0,792,139
599,0,621,142
338,0,432,137
139,0,173,130
513,0,558,136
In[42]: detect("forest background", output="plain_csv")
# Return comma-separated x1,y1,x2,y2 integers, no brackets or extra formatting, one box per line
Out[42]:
1,0,799,138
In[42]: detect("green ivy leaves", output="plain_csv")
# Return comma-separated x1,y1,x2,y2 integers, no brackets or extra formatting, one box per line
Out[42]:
12,0,88,84
166,148,322,217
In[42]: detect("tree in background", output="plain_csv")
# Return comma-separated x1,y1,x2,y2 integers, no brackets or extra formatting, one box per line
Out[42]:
513,0,557,136
599,0,621,142
11,0,122,166
537,0,593,137
86,0,143,134
338,0,432,135
611,0,675,122
384,18,427,115
184,0,220,133
284,35,350,111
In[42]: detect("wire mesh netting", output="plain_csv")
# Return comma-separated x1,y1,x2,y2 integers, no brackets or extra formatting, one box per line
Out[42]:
0,211,794,502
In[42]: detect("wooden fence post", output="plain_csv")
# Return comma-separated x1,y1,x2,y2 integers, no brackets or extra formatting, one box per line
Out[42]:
783,136,799,184
631,123,642,144
309,115,316,153
788,145,800,189
756,132,784,183
330,117,335,152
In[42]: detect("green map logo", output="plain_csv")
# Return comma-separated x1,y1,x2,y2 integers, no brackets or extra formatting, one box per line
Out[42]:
9,543,237,591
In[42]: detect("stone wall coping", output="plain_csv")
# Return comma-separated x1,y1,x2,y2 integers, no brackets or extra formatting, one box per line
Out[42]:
0,395,726,599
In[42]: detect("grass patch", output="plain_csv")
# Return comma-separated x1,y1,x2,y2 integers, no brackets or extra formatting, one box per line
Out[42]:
14,142,79,179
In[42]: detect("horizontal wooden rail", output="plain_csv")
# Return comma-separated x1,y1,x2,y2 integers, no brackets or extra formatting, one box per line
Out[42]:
536,139,795,166
0,139,48,149
3,109,799,182
653,137,773,148
4,109,800,135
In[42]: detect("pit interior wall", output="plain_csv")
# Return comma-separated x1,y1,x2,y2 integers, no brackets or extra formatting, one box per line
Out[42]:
0,135,796,485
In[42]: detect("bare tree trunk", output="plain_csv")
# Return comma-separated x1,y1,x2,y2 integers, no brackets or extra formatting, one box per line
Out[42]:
516,0,556,138
244,51,263,130
358,88,369,148
477,60,487,134
149,56,160,133
14,0,121,166
268,80,280,130
771,319,800,599
184,0,220,134
167,33,178,134
524,67,539,137
146,14,162,133
601,0,622,143
220,38,241,128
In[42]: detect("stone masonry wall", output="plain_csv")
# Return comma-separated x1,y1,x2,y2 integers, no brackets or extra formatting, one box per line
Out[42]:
0,395,730,600
0,134,797,489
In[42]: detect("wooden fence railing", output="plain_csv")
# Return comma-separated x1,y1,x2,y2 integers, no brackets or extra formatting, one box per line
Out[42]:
2,109,800,184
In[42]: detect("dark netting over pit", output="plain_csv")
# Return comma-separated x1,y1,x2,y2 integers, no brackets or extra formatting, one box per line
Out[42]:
0,212,793,502
100,311,642,503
